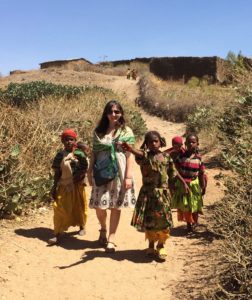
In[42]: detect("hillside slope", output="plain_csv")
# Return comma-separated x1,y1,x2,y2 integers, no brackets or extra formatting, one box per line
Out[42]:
0,70,225,299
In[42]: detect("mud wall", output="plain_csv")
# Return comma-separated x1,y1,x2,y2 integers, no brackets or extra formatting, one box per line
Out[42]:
100,57,152,67
40,58,92,70
149,56,225,82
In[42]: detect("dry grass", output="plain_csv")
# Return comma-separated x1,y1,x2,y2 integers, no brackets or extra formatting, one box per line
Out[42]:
138,73,237,123
0,69,121,89
207,67,252,299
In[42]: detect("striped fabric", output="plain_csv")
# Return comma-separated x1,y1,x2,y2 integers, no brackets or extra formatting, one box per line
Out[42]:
176,151,205,183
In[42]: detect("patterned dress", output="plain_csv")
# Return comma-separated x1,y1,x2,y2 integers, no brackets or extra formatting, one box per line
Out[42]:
89,126,137,209
131,151,175,239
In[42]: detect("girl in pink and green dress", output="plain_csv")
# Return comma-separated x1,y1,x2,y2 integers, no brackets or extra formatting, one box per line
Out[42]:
172,133,207,232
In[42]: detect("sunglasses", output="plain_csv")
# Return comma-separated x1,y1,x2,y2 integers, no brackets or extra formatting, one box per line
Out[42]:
108,109,121,115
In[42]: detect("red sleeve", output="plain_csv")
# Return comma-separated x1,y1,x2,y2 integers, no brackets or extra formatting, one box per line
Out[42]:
164,147,174,154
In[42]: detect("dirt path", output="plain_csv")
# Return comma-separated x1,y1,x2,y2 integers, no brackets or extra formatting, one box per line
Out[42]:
0,77,224,300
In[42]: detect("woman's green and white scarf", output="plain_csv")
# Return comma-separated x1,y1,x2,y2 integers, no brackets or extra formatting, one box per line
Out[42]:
93,126,135,161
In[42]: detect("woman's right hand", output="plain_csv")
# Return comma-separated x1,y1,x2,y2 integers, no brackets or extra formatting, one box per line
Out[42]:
124,178,133,190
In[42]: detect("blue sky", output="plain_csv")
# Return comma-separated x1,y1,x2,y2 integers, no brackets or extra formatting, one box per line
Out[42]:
0,0,251,75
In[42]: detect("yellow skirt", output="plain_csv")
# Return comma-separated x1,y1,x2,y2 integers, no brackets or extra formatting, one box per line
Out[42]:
145,229,170,244
53,182,87,235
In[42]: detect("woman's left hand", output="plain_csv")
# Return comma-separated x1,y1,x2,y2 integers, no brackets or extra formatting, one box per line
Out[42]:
124,178,133,189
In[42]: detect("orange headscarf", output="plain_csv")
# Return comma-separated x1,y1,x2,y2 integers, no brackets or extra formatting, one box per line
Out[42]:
61,129,77,141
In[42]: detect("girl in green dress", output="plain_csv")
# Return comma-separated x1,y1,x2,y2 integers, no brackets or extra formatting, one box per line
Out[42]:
121,131,187,261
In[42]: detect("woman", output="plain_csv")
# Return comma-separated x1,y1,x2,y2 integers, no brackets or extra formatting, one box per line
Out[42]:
88,100,136,253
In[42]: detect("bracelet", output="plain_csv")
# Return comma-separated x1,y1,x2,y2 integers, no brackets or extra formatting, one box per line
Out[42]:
125,177,133,179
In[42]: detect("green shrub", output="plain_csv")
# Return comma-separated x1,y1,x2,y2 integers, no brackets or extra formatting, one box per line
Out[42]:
218,93,252,174
187,76,200,87
186,106,215,133
0,81,109,107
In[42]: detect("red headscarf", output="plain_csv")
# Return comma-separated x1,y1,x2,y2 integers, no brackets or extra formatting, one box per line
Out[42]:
172,136,183,145
61,129,77,141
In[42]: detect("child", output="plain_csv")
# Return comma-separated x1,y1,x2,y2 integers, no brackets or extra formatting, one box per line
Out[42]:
126,68,131,79
74,141,90,185
165,136,185,195
121,131,187,261
172,133,206,232
48,129,88,245
131,68,137,80
164,136,185,162
76,141,90,157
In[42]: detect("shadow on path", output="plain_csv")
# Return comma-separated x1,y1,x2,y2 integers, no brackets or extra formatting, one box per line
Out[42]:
15,227,100,250
171,224,220,244
56,248,158,269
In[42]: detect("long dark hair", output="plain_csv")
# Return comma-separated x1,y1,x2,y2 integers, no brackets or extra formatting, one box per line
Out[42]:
95,100,126,135
140,131,166,149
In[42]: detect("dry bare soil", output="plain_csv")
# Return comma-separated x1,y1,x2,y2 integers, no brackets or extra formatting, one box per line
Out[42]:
0,70,225,300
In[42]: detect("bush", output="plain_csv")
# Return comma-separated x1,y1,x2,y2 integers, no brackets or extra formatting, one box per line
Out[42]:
0,81,109,107
187,76,200,87
186,106,215,133
209,87,252,299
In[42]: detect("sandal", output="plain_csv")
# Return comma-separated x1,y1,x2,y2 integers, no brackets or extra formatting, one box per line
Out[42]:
105,241,116,253
48,236,59,246
98,229,108,246
78,226,86,236
156,247,167,261
79,226,86,236
187,223,193,232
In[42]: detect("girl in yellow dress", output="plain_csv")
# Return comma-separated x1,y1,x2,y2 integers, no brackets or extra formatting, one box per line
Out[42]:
48,129,88,245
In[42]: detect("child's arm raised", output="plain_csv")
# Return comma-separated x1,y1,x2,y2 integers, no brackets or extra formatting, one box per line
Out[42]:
119,142,144,157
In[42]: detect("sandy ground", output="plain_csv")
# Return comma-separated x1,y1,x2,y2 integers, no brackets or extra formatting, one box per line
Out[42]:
0,73,225,300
